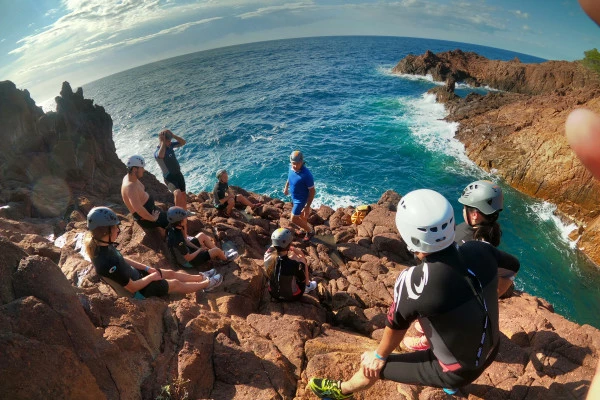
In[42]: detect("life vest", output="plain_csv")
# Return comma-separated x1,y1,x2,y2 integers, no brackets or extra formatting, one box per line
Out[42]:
351,205,371,225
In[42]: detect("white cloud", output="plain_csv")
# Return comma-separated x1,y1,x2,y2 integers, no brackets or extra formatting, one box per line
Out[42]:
511,10,529,19
237,2,315,19
523,24,530,31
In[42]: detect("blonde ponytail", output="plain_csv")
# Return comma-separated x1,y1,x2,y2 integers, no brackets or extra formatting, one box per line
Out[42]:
263,246,279,276
83,231,98,259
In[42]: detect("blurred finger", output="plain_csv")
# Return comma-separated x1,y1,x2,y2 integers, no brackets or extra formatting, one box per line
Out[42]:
566,108,600,180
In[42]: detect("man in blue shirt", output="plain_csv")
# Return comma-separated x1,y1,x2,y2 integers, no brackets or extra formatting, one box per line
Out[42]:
283,150,316,241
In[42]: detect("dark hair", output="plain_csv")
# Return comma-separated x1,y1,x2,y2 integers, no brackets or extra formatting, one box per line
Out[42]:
468,207,502,247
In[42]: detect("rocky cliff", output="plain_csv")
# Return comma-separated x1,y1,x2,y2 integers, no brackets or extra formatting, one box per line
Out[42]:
393,51,600,266
0,82,598,399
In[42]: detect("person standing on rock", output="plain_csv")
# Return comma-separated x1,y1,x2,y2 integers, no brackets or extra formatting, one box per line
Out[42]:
155,129,187,209
308,189,520,399
283,150,316,241
264,228,317,301
165,206,238,269
84,207,223,296
213,169,261,217
121,155,169,234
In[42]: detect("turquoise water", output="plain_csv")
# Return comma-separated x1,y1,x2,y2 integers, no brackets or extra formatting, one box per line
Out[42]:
83,36,600,328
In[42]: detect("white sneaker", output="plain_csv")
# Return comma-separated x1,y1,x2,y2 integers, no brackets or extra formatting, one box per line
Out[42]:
204,274,223,292
202,268,217,279
225,249,239,261
304,280,317,293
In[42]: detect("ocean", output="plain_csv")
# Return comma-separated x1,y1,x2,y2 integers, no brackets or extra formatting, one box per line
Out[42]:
81,36,600,328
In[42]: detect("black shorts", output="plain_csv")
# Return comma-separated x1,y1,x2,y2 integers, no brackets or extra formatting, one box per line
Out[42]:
134,211,169,229
165,171,186,192
137,270,169,297
379,344,498,388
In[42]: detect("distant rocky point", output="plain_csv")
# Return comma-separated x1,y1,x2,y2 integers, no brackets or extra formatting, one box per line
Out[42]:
393,50,600,266
0,79,598,399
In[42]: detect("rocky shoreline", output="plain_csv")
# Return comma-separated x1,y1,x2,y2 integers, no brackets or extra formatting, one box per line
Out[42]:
392,49,600,266
0,79,598,399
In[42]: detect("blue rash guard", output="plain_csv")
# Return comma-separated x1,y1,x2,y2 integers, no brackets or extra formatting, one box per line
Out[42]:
288,165,314,214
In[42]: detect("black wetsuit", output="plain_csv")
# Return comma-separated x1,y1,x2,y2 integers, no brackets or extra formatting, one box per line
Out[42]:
91,245,169,297
154,143,186,192
380,242,519,388
266,251,306,301
454,222,476,245
132,194,169,229
213,181,229,209
167,227,210,268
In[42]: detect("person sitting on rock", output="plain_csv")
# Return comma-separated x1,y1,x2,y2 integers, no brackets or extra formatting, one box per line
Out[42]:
308,189,520,399
213,169,261,217
121,155,169,235
456,180,518,296
283,150,316,241
166,206,238,269
264,228,317,301
154,129,187,209
403,181,519,352
84,207,223,297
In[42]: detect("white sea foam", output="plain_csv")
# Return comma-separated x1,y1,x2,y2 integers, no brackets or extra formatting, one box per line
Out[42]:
396,93,477,168
528,201,578,248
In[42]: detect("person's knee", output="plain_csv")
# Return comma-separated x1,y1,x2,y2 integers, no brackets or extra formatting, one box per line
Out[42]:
227,197,235,206
209,248,225,259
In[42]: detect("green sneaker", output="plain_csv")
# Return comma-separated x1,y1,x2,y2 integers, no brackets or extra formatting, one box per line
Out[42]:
307,378,353,399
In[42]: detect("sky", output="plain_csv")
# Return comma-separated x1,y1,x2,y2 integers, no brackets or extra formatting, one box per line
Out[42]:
1,0,599,102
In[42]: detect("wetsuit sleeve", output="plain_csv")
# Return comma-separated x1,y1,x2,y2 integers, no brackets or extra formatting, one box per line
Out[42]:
213,183,222,202
493,247,520,275
385,268,419,330
94,249,136,287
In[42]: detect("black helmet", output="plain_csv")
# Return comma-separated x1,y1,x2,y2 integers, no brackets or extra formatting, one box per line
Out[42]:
167,206,192,224
458,180,503,215
87,207,120,230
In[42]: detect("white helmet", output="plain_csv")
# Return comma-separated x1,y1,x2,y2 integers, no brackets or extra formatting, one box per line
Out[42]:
458,180,503,215
395,189,455,253
127,155,145,169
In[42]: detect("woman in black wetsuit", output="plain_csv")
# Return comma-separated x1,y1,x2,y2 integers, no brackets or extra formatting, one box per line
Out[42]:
263,228,316,301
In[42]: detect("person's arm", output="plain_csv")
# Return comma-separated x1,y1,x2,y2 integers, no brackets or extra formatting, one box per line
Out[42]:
124,186,158,221
361,327,406,378
123,271,162,293
305,186,316,209
283,179,289,195
157,133,168,159
124,256,157,273
170,130,186,146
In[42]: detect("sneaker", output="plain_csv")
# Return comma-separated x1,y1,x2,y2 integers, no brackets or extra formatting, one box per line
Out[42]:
443,388,458,395
303,230,315,242
402,334,430,351
225,249,239,261
204,274,223,292
202,268,217,279
307,378,353,399
304,280,317,293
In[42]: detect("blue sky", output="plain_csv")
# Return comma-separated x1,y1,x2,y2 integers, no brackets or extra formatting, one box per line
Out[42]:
1,0,599,102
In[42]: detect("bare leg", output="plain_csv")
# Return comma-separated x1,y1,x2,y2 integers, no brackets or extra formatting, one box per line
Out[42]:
340,369,379,396
160,269,207,283
195,232,217,249
291,214,311,233
225,197,235,216
166,279,209,294
304,263,311,285
209,247,226,261
236,194,254,207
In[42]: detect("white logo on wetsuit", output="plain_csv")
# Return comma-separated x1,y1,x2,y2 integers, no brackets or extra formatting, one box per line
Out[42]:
395,263,429,301
109,266,117,273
